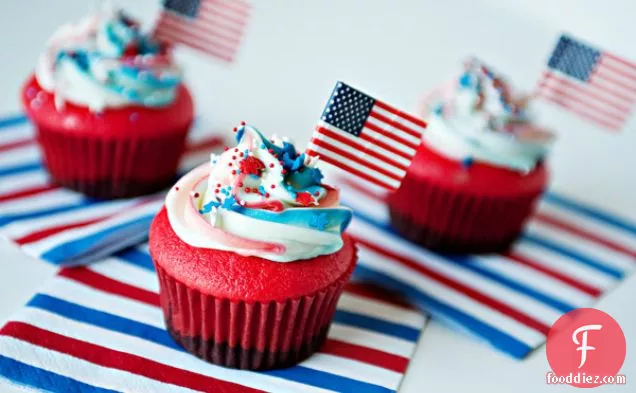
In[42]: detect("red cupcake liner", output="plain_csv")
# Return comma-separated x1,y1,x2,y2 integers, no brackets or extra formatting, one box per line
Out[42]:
35,124,189,199
154,262,351,370
388,172,545,253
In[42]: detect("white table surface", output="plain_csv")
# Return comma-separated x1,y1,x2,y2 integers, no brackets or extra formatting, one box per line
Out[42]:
1,1,635,392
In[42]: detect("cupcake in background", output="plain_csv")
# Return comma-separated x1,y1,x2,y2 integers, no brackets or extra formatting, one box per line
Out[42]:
22,6,194,199
388,58,554,253
150,124,356,369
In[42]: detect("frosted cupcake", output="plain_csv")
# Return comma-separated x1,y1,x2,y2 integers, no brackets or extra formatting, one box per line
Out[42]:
149,124,356,369
22,6,194,198
388,59,554,253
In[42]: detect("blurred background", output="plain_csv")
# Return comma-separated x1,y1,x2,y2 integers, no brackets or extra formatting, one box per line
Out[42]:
1,1,634,392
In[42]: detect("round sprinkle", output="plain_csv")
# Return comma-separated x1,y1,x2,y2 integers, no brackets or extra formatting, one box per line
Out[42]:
26,87,37,99
270,184,276,189
233,127,238,132
217,183,221,187
232,156,236,160
129,112,139,122
228,162,233,167
30,100,42,110
175,187,180,191
36,91,47,101
240,121,246,126
224,147,229,151
237,182,243,187
245,188,251,193
194,193,200,198
282,169,287,174
314,192,320,196
215,189,220,193
269,163,274,168
231,170,237,175
265,193,270,198
268,149,274,153
239,152,244,157
234,148,239,153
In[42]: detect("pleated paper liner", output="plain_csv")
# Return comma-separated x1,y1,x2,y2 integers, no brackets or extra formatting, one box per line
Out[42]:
155,257,356,370
36,125,191,199
388,178,544,253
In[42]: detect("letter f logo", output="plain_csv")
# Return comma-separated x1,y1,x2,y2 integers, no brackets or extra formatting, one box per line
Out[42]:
572,324,602,368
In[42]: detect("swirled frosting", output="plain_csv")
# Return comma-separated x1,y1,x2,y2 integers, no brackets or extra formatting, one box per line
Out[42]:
36,6,182,112
423,59,554,173
166,125,353,262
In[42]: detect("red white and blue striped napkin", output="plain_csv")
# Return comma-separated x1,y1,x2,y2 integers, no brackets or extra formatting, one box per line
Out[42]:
0,114,223,265
337,177,636,359
0,245,427,393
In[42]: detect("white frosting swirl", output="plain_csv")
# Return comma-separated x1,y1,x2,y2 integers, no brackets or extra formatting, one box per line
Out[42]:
36,6,181,112
423,59,554,173
166,125,352,262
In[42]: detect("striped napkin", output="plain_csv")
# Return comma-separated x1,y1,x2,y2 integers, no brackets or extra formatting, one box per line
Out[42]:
0,245,427,393
338,177,636,359
0,114,223,265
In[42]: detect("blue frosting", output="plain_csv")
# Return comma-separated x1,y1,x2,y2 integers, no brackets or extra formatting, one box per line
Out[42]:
238,206,352,234
203,125,353,235
52,10,181,108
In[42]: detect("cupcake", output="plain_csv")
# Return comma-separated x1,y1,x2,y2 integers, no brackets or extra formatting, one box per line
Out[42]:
388,59,554,253
149,124,356,369
22,6,194,199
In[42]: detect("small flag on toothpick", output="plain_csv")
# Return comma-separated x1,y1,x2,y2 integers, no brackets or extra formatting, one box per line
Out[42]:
535,34,636,132
153,0,251,62
306,82,426,191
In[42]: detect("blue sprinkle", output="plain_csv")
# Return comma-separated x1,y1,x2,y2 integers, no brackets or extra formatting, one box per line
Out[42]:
462,157,474,168
292,154,304,171
200,200,221,214
433,104,444,115
459,72,472,88
307,167,323,184
221,195,239,210
260,144,266,149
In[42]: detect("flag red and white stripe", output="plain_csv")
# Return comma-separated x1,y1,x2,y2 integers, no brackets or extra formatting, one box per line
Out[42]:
154,0,251,62
535,34,636,131
307,82,425,191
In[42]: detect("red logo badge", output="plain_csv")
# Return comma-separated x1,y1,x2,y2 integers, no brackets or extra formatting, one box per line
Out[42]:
546,308,626,387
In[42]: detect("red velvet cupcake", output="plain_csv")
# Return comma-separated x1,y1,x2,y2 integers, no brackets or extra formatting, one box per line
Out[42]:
22,7,194,199
149,125,356,369
388,59,554,253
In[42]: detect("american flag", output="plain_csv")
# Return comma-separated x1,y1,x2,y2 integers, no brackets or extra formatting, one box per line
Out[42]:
154,0,251,62
535,34,636,131
307,82,426,191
